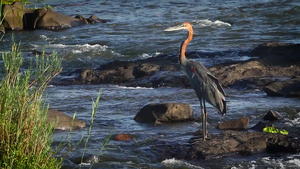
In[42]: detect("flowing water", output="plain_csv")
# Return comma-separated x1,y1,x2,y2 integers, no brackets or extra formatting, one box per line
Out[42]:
1,0,300,168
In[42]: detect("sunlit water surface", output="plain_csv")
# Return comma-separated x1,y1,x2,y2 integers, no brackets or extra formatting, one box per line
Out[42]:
1,0,299,168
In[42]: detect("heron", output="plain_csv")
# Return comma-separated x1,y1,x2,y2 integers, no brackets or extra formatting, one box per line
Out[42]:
164,22,226,140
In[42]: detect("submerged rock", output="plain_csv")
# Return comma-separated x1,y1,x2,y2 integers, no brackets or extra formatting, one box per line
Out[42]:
47,109,86,130
134,103,193,124
217,117,249,130
112,134,133,141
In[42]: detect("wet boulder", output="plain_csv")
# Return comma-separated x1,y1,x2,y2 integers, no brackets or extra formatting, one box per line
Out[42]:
33,9,85,29
250,42,300,66
70,54,181,87
47,109,86,130
251,121,269,131
131,71,189,88
263,77,300,97
80,65,135,84
68,153,99,165
1,2,105,31
1,2,24,30
152,131,300,160
134,103,193,124
189,131,300,159
210,60,300,87
217,117,249,130
133,63,161,78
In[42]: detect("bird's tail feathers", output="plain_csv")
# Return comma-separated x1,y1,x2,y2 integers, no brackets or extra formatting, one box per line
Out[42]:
220,99,227,116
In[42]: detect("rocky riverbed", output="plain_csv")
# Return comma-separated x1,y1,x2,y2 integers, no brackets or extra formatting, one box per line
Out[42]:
55,42,300,97
47,42,300,168
1,1,299,168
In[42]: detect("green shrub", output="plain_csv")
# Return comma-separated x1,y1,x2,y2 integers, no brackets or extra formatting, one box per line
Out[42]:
0,41,62,168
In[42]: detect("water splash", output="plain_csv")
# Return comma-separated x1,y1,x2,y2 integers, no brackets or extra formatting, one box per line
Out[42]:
162,158,204,169
194,19,231,27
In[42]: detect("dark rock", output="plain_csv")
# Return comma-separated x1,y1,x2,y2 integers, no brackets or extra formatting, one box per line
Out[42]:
133,63,161,78
74,15,89,24
250,42,300,66
75,14,107,24
231,77,277,89
267,136,300,153
2,2,24,30
47,109,86,130
217,117,249,130
187,131,300,159
134,103,193,124
0,24,4,33
251,121,269,131
210,59,300,87
263,77,300,97
69,153,99,164
263,110,283,121
34,9,83,29
87,15,108,24
23,8,36,30
58,43,299,88
66,56,300,88
152,131,300,160
131,71,189,88
72,54,181,87
61,159,78,169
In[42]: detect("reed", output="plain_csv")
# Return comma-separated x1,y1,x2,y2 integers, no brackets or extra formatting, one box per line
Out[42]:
0,41,62,168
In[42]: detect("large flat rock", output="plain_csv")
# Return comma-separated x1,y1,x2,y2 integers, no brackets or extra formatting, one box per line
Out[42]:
152,131,300,160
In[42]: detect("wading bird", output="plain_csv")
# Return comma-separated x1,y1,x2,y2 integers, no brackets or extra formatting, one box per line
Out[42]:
164,22,226,140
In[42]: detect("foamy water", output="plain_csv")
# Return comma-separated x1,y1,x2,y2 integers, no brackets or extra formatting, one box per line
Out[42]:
162,158,204,169
194,19,232,27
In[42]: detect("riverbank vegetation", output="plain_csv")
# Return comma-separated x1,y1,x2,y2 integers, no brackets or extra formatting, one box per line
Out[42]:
0,41,62,168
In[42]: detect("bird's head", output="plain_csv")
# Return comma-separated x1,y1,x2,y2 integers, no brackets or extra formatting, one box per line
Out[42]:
164,22,193,32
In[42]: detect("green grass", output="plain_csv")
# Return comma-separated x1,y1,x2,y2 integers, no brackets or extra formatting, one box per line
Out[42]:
0,37,112,168
0,40,62,168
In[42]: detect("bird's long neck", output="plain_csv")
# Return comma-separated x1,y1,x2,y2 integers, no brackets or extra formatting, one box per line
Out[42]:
179,27,193,66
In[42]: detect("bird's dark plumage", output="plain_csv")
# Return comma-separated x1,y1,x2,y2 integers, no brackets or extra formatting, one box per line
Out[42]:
165,22,227,140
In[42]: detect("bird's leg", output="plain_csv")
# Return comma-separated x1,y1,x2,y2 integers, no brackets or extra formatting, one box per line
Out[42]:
203,101,208,140
200,99,206,141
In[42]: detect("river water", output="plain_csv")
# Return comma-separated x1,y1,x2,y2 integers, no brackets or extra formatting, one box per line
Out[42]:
1,0,300,168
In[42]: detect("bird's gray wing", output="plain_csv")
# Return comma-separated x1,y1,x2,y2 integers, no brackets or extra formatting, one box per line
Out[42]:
206,72,226,97
190,60,226,97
